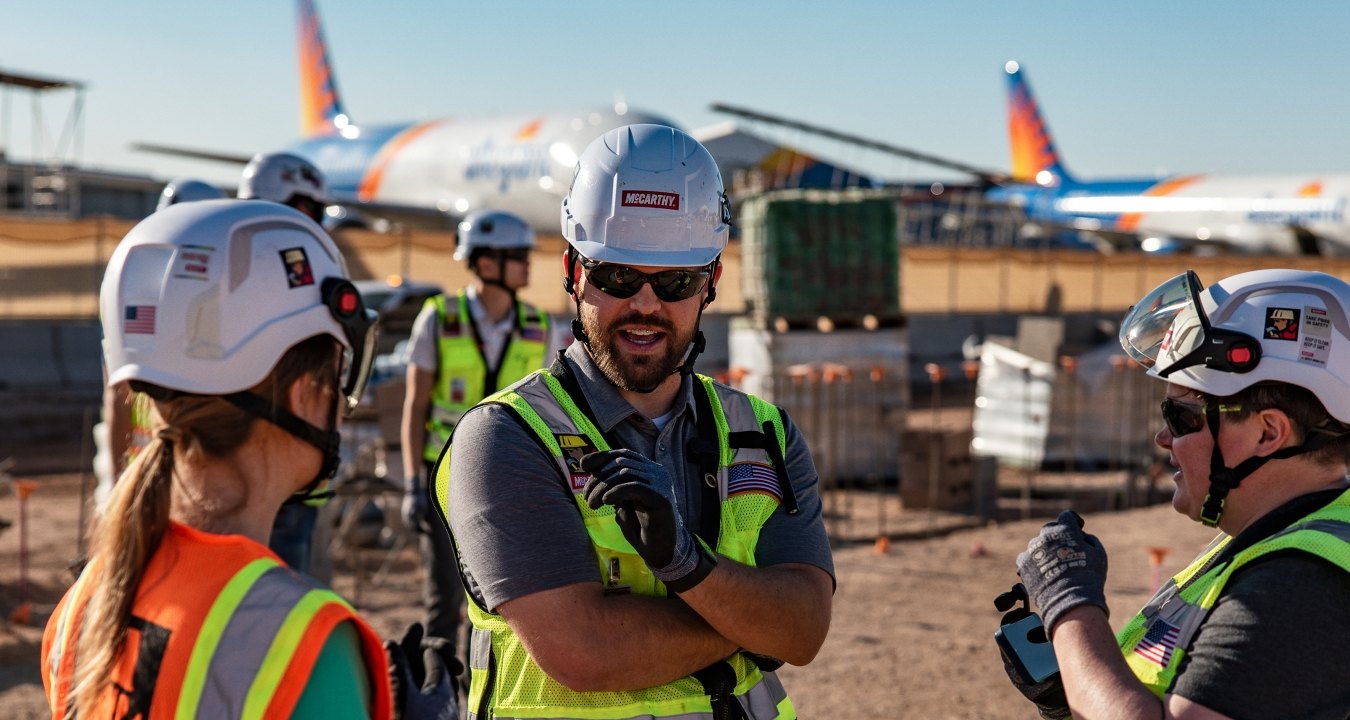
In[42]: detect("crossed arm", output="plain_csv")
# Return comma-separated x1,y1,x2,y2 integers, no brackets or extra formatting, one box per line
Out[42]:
499,560,832,692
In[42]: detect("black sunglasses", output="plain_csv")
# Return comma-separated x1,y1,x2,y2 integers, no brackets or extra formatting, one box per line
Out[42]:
580,258,710,302
497,248,531,262
1160,397,1244,438
1160,397,1207,437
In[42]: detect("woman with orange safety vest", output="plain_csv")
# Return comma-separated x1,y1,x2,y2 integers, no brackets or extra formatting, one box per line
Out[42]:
41,200,455,719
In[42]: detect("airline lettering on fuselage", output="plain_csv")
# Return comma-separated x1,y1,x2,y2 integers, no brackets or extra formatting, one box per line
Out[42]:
463,139,551,194
621,190,681,210
1246,198,1347,226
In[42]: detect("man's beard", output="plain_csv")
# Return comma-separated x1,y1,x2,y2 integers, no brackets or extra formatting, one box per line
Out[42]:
582,309,695,393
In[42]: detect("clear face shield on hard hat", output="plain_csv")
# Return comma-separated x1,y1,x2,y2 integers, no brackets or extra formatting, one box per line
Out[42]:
1119,270,1261,377
322,278,379,414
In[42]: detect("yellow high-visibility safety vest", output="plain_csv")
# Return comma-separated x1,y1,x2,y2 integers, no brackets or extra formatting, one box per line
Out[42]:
435,370,797,719
1117,489,1350,697
422,290,549,462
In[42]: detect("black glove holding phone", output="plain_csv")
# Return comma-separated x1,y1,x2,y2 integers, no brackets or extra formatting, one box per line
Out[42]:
995,582,1070,720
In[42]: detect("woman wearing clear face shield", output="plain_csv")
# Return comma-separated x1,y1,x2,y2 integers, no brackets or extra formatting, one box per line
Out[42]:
41,200,454,719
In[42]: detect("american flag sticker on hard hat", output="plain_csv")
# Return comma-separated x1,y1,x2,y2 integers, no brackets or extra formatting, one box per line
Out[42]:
124,305,157,335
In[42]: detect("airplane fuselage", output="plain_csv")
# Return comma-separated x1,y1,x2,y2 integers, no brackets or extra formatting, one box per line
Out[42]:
988,174,1350,254
287,107,677,231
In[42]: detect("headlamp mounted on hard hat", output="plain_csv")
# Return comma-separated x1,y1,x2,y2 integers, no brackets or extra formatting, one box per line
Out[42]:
323,278,378,414
1120,270,1262,378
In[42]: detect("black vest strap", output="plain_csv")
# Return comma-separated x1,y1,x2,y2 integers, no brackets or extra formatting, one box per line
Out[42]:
687,381,723,550
691,660,749,720
725,423,799,516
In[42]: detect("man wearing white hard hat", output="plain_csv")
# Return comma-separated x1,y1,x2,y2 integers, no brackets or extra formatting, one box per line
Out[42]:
401,208,554,655
430,124,834,718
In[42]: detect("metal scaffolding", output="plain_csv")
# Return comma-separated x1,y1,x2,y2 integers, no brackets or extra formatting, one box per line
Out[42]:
0,67,87,216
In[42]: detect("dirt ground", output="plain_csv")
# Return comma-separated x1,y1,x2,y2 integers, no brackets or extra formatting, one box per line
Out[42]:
0,472,1218,719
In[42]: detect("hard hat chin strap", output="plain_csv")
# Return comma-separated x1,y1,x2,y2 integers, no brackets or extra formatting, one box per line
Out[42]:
220,391,339,505
1199,402,1332,527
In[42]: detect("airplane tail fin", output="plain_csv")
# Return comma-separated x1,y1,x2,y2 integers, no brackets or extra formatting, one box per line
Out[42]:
297,0,349,137
1005,61,1074,184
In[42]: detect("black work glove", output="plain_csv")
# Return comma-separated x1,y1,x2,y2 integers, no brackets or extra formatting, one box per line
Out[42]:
1016,510,1109,635
402,473,432,535
581,449,716,593
385,622,460,720
997,642,1071,720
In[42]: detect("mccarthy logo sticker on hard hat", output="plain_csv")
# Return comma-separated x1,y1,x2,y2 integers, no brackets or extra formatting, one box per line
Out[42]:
621,190,680,210
1264,307,1300,341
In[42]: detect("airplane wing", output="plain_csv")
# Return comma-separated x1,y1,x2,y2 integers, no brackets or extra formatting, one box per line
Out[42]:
130,142,254,166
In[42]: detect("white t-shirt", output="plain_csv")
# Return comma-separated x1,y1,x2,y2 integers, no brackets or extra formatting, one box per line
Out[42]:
407,286,566,372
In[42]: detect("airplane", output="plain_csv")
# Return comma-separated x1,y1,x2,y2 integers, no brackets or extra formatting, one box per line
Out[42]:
986,61,1350,255
134,0,872,234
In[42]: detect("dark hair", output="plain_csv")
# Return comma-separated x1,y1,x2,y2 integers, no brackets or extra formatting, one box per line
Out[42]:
1209,382,1350,466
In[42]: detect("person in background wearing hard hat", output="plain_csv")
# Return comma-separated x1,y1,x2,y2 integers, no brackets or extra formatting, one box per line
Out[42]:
97,179,227,511
240,151,331,224
239,151,335,576
400,208,555,659
1004,269,1350,719
42,200,456,719
431,125,834,719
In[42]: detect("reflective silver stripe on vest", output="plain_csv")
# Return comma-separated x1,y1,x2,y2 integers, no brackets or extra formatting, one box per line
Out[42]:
738,669,788,718
466,628,493,720
195,566,316,719
513,377,589,477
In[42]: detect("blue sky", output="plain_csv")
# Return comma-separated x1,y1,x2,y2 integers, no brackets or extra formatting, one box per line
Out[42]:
6,1,1350,187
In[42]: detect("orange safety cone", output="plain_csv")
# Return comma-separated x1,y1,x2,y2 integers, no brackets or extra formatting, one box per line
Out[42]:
873,536,891,555
1147,546,1170,594
12,480,38,627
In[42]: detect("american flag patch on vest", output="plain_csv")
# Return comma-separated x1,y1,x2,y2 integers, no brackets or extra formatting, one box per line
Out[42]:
727,462,780,500
1134,617,1180,667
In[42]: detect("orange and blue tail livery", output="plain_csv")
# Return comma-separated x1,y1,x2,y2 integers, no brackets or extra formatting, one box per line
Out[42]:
297,0,348,137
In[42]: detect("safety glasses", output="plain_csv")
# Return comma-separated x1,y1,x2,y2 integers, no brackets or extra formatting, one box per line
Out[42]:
497,248,531,262
1119,270,1261,377
1159,396,1244,438
1160,397,1207,437
580,258,711,302
322,278,378,415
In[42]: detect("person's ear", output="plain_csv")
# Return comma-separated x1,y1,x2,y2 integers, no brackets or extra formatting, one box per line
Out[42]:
1255,407,1298,451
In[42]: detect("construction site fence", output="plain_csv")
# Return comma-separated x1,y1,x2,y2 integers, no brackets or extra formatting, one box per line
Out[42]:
6,214,1350,320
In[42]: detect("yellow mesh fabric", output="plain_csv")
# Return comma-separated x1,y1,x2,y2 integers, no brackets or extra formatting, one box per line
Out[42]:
458,371,794,718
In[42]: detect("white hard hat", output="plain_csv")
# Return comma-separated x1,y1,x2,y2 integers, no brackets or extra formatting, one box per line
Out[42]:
454,209,535,261
1121,268,1350,422
101,199,376,411
156,178,226,211
239,152,330,206
561,124,730,268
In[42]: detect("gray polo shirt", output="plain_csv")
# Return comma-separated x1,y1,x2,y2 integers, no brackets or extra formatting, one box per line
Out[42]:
446,341,835,611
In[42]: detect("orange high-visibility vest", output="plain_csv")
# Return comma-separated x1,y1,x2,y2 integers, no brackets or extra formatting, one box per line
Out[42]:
42,522,394,719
